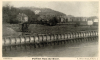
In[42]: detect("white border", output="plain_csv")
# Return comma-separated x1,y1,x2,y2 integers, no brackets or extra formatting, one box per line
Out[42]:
1,0,99,60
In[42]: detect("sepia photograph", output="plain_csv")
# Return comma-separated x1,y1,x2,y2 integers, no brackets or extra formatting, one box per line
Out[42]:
2,1,99,58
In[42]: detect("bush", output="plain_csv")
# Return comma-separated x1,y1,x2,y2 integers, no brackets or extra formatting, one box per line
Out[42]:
74,22,80,27
3,14,10,23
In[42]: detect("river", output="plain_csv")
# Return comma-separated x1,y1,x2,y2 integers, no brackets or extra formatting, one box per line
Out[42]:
3,39,98,57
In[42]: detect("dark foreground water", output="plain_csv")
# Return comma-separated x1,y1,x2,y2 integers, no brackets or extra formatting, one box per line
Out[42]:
3,39,98,57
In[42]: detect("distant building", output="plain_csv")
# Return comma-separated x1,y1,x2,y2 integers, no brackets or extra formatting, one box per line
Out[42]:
35,10,41,14
87,17,98,25
17,13,28,24
17,13,29,32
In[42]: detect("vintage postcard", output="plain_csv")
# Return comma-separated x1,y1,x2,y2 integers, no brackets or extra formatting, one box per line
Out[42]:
1,0,99,60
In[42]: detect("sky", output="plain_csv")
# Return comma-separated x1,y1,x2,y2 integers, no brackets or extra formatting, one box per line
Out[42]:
3,1,99,17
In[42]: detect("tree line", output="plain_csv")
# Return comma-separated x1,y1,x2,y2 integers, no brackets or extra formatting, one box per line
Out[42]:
3,6,38,24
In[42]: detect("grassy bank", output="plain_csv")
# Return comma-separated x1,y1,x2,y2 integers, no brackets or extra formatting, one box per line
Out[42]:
3,24,98,37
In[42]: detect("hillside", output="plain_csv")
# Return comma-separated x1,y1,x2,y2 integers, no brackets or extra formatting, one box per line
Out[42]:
19,7,66,16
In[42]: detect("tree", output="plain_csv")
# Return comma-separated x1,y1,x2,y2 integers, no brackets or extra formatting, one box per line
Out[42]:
3,14,10,23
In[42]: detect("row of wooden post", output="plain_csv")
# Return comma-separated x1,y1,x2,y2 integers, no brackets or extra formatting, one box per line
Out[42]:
3,30,98,46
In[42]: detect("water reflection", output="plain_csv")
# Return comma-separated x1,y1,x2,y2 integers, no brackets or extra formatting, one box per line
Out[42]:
3,38,98,57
